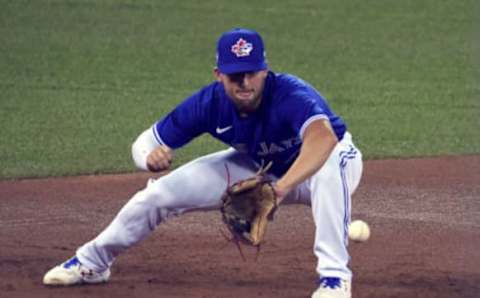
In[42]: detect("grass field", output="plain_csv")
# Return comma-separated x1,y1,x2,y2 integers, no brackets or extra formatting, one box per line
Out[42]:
0,0,478,179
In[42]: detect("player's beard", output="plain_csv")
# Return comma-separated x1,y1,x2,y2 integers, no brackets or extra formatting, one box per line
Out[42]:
230,88,262,114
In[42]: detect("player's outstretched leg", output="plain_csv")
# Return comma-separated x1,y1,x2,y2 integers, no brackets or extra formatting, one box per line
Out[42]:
42,149,256,286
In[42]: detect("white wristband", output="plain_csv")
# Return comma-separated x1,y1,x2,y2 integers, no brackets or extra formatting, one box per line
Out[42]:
131,127,163,171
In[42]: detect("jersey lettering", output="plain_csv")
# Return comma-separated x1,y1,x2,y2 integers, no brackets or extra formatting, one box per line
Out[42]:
257,137,301,156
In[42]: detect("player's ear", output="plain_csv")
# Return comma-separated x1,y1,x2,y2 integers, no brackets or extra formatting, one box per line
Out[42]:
261,69,268,78
213,67,223,82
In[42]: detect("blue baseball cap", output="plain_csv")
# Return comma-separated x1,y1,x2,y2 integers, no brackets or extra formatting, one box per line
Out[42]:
216,28,268,74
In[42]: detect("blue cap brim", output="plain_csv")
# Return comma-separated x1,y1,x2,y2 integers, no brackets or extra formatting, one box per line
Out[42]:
218,61,268,75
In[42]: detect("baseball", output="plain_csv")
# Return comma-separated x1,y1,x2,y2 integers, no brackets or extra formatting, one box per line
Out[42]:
348,220,370,242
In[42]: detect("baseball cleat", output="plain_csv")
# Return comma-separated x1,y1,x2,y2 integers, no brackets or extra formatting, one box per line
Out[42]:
311,277,351,298
43,256,110,286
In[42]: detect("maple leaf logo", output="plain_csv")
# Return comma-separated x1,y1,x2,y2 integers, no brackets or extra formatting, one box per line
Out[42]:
231,38,253,57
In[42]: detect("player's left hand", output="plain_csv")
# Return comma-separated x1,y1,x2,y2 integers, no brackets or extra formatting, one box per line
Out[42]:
220,162,277,248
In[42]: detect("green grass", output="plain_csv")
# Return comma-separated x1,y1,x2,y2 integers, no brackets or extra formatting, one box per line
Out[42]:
0,0,478,179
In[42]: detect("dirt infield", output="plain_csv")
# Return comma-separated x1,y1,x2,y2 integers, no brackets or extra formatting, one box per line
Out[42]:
1,155,479,298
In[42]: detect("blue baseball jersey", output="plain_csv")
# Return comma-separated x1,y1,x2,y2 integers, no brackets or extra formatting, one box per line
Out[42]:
153,71,346,177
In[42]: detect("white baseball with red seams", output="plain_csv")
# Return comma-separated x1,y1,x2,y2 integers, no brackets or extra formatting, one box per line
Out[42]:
348,220,371,242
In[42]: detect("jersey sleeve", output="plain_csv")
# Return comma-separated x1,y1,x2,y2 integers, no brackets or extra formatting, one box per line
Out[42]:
153,86,213,149
281,89,329,137
280,87,346,140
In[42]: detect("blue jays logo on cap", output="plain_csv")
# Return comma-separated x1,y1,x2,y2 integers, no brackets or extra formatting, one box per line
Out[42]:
231,38,253,57
216,28,268,75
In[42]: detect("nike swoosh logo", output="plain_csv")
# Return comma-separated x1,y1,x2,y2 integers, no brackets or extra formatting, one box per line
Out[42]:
216,125,232,134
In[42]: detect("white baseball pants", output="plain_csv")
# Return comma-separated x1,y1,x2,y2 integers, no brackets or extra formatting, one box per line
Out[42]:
77,132,362,281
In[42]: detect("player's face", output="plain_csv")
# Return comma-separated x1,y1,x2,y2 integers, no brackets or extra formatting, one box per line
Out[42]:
215,69,268,114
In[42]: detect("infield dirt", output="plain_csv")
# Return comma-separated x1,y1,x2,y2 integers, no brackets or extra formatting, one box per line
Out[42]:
0,155,479,298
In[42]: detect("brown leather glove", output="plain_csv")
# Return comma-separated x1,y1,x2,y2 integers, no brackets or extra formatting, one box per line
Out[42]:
220,163,277,246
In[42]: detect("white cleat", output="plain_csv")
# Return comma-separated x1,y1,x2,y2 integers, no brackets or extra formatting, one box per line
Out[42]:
311,277,351,298
43,256,110,286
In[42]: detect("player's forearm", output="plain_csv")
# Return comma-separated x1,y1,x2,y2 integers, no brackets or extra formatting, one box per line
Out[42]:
275,120,337,198
276,139,335,193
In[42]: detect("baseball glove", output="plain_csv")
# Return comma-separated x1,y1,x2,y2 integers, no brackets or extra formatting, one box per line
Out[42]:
220,162,277,249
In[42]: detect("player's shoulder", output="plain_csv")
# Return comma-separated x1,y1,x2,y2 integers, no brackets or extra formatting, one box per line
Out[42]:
271,71,308,86
269,71,316,95
268,71,323,102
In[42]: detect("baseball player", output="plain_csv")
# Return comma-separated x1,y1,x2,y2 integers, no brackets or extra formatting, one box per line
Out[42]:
43,28,363,298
